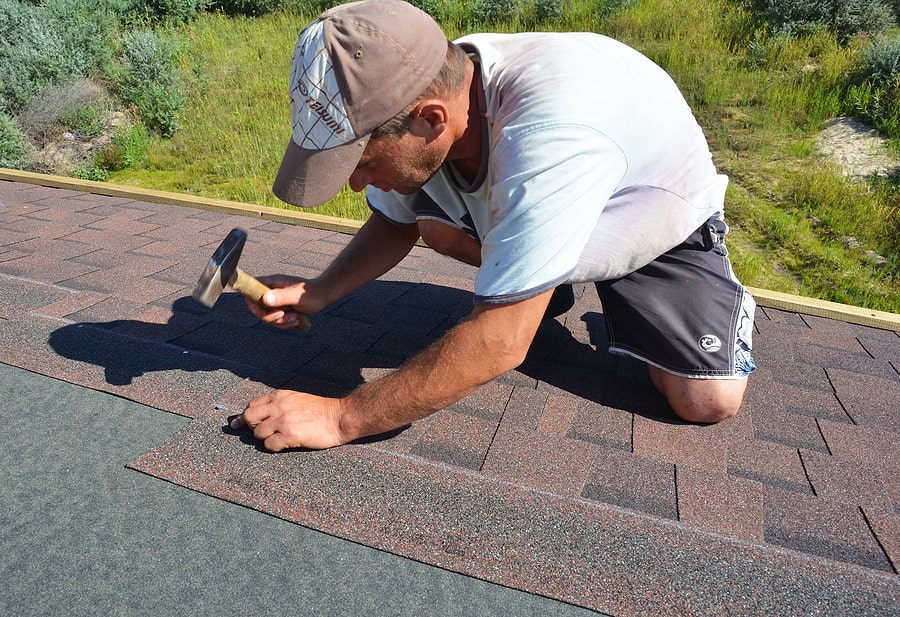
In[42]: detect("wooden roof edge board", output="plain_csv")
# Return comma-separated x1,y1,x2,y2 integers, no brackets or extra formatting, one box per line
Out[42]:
748,287,900,332
0,168,364,235
2,169,897,331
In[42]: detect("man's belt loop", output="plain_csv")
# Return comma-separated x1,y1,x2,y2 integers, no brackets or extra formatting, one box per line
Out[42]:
701,215,728,251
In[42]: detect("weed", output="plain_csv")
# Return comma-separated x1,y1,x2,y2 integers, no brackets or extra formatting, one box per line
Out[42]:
17,78,110,141
58,100,110,138
72,163,110,181
96,122,151,171
0,110,28,169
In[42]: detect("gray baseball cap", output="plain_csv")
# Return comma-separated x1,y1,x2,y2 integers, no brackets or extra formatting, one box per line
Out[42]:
272,0,448,208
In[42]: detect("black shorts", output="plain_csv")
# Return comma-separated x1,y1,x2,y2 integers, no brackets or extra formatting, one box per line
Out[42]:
594,214,756,379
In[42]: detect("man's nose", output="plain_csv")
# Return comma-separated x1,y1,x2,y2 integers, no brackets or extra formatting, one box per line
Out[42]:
348,170,368,193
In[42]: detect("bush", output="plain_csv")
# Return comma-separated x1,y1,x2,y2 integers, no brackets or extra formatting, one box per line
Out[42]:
95,122,151,171
208,0,283,16
0,0,121,112
831,0,894,42
595,0,639,19
845,37,900,138
861,36,900,84
470,0,520,23
128,0,209,24
17,78,110,140
745,0,894,41
533,0,564,22
406,0,446,19
116,29,186,137
0,110,28,169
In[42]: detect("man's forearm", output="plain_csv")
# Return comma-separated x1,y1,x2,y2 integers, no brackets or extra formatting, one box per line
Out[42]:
317,213,420,305
337,290,553,441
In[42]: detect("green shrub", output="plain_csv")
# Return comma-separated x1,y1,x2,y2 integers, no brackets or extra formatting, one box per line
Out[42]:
595,0,639,19
17,78,110,140
58,99,111,139
862,35,900,84
831,0,895,41
844,36,900,138
0,0,121,112
533,0,564,22
128,0,209,24
116,29,186,137
0,110,28,169
745,0,894,41
95,122,151,171
470,0,520,24
208,0,283,16
406,0,446,20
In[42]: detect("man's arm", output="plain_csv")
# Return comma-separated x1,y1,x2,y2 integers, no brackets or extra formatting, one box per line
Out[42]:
247,212,421,327
233,288,554,451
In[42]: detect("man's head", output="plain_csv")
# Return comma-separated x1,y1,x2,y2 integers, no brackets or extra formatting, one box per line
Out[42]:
272,0,449,208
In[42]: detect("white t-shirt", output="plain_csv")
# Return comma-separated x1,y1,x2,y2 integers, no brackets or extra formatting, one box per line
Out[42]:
367,32,727,304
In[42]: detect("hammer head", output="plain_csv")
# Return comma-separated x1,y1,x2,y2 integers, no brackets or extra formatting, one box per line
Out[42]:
191,228,247,308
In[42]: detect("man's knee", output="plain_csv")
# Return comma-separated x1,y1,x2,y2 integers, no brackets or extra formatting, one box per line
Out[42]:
418,220,481,266
669,393,742,424
649,367,747,424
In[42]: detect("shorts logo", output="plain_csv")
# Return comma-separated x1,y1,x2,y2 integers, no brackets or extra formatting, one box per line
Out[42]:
699,334,721,353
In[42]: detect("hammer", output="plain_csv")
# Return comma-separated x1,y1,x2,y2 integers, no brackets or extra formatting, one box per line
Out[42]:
191,227,310,331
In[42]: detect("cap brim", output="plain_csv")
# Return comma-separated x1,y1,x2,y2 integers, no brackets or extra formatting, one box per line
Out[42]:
272,135,369,208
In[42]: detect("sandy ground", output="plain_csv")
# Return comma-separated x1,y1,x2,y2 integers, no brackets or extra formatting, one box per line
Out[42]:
817,117,899,178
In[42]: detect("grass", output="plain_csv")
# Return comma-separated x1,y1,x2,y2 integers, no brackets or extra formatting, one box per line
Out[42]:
107,0,900,312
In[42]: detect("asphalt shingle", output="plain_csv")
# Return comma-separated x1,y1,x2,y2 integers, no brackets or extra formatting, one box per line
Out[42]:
0,177,897,616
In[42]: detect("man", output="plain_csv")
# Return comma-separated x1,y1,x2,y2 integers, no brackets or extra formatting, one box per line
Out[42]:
231,0,757,452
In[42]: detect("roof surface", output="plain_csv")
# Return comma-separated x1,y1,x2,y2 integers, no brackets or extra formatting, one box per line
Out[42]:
0,177,897,616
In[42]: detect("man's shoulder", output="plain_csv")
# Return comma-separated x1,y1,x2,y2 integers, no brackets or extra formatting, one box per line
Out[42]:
456,31,621,61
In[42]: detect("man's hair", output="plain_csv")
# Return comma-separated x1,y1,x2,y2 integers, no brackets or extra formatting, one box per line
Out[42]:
371,40,469,140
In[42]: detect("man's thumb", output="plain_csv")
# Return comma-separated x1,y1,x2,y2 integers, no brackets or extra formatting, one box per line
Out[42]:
262,289,282,307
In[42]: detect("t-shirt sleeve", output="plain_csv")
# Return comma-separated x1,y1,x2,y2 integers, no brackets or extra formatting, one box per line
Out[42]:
475,123,627,303
366,187,418,226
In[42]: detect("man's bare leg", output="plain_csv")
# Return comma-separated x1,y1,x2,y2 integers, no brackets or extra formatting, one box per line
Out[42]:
648,366,747,423
418,220,482,266
418,220,574,320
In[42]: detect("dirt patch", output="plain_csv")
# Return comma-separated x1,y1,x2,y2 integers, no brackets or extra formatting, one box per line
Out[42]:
27,111,127,176
816,117,899,179
18,78,128,176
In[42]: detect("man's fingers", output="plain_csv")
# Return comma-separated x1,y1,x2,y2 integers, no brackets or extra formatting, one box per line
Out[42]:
234,393,272,429
229,389,346,451
263,433,291,453
234,413,293,452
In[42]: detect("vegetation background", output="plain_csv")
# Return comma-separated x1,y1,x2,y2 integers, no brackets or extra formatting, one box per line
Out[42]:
0,0,898,312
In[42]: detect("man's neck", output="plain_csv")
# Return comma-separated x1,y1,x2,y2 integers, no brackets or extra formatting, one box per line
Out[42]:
445,58,483,185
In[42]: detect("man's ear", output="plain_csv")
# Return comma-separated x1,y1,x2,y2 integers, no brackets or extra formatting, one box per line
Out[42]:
409,100,449,141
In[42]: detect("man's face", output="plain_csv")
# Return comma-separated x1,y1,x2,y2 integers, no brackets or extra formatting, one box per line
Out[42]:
348,131,446,195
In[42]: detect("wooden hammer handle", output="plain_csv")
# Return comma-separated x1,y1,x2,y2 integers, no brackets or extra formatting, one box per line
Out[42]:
232,267,311,332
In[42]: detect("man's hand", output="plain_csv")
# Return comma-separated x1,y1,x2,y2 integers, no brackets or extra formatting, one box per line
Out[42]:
230,390,348,451
244,275,326,330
